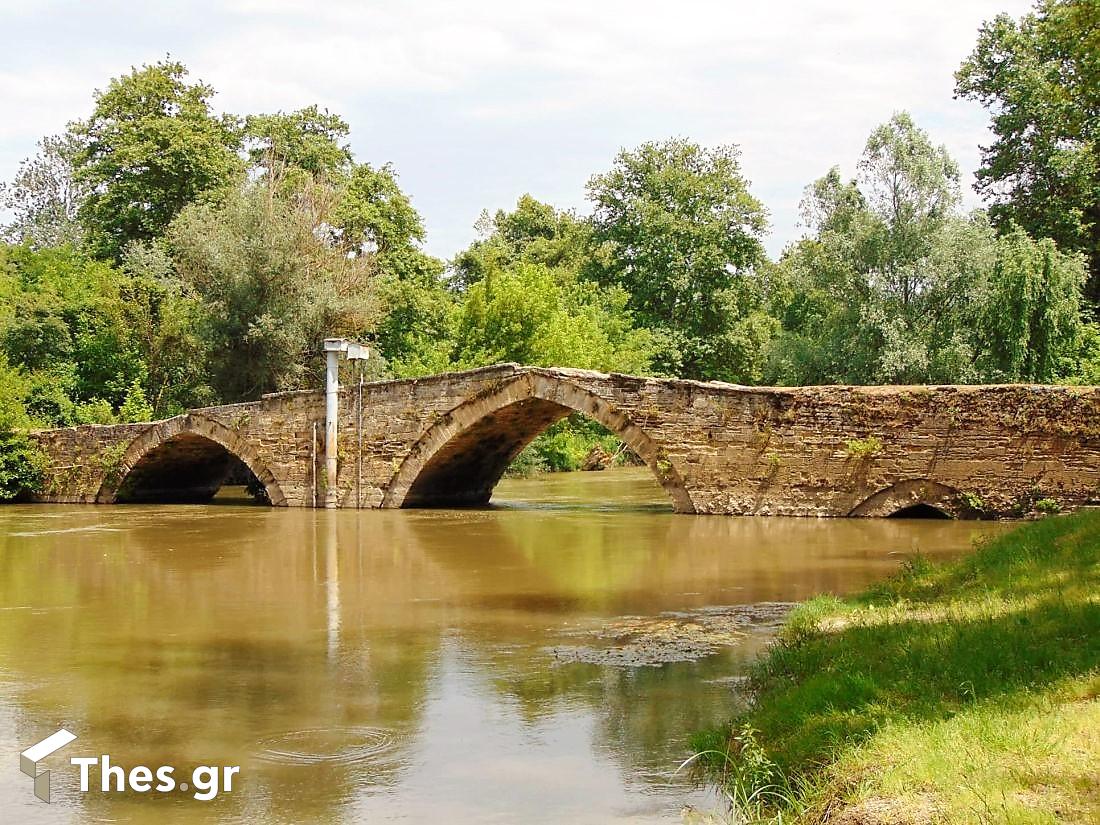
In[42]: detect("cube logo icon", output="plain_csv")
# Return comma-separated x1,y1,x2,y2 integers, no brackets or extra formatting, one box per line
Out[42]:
21,729,77,803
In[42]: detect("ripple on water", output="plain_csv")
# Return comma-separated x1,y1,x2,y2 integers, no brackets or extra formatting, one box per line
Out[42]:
255,726,397,766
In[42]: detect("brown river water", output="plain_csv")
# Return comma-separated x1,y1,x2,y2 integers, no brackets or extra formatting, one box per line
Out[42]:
0,468,1007,824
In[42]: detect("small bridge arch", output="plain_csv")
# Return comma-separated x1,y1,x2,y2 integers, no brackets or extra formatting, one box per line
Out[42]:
848,479,970,519
97,413,287,506
382,372,696,511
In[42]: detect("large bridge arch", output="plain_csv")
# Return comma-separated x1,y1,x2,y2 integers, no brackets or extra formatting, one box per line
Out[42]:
382,372,696,512
96,413,287,506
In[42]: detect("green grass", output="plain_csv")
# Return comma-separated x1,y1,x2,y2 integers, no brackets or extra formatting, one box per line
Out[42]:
691,511,1100,824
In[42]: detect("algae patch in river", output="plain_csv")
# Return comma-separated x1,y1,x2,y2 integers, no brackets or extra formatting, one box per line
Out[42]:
548,602,795,667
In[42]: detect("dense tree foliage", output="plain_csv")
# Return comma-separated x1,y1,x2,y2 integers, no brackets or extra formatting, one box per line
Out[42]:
448,196,655,374
764,115,1086,385
586,140,773,382
0,42,1096,486
0,358,43,500
0,244,173,428
245,105,353,183
956,0,1100,301
169,182,380,401
72,60,243,261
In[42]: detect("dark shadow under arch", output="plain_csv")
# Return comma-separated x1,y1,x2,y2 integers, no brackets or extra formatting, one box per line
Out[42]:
888,503,952,519
382,373,695,512
97,415,286,506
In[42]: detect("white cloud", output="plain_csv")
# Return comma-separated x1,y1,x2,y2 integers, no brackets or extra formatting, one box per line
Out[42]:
0,0,1035,257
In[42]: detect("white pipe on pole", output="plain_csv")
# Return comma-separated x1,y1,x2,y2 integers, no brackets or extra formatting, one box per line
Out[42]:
357,373,363,509
322,337,369,511
324,345,341,509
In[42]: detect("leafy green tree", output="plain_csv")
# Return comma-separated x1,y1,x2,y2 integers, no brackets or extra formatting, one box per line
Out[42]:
168,181,379,401
0,245,148,421
244,105,353,182
375,270,457,378
2,305,73,371
0,358,44,501
956,0,1100,302
452,262,655,374
767,115,1087,385
977,227,1086,381
330,163,433,269
858,112,961,308
72,59,243,261
586,139,772,381
117,378,154,422
0,133,87,248
454,194,591,288
445,196,657,375
118,241,214,415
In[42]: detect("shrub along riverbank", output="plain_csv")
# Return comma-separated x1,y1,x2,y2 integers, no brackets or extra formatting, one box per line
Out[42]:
692,511,1100,824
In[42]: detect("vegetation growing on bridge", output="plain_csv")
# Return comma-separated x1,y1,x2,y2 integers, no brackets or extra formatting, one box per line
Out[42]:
691,510,1100,823
0,0,1097,499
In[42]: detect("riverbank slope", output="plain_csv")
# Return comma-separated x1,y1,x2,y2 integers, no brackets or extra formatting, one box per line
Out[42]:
694,510,1100,824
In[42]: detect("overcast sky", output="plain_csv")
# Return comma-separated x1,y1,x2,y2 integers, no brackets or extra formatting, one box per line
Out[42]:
0,0,1033,260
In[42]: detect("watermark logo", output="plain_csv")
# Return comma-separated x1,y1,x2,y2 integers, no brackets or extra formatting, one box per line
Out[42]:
70,756,239,801
20,728,77,803
20,729,239,803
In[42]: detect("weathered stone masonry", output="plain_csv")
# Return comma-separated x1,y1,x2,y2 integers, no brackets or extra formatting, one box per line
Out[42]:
28,364,1100,517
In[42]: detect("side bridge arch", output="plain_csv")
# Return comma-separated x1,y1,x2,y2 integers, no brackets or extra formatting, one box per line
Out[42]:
96,413,287,506
847,479,970,519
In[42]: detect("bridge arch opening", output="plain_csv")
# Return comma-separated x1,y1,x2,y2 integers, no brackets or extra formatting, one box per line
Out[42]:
383,375,695,512
848,479,970,520
98,416,286,506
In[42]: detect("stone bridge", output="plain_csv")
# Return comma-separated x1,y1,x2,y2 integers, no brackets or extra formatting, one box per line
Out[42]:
28,364,1100,518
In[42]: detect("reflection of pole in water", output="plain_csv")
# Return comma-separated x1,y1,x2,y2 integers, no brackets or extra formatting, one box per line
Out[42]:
311,421,318,509
325,512,341,661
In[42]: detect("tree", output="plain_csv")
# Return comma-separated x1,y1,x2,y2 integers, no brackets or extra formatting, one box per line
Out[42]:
453,194,591,288
168,181,379,401
331,163,426,261
244,105,353,182
0,358,44,501
118,240,214,415
374,270,457,378
858,112,961,308
956,0,1100,303
0,245,149,421
0,133,87,248
71,59,243,261
977,227,1086,382
444,195,657,375
585,139,772,381
451,262,654,374
766,115,1087,386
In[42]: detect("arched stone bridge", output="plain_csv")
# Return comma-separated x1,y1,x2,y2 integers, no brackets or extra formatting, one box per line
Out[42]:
28,364,1100,518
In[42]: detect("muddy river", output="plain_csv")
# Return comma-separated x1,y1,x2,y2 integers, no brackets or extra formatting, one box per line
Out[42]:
0,468,1006,823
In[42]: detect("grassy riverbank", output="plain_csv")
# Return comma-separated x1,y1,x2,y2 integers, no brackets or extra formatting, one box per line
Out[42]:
692,511,1100,824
